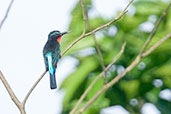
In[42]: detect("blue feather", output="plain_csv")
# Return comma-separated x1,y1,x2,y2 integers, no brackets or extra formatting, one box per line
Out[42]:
46,52,54,74
45,52,57,89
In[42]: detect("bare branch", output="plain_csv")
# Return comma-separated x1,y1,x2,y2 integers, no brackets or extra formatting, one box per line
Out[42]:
78,3,171,113
78,33,170,113
61,0,134,56
0,0,46,108
78,55,140,113
140,3,171,55
0,71,26,114
69,1,134,113
83,0,134,37
0,71,20,106
0,0,14,31
70,42,126,114
80,0,107,83
80,0,87,34
142,33,171,57
22,70,47,105
0,69,47,113
92,32,107,84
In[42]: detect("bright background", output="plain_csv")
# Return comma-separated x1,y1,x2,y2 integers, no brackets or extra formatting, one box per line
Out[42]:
0,0,170,114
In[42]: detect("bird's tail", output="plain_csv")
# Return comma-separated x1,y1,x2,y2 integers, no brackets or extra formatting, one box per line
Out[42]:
46,53,57,89
49,73,57,89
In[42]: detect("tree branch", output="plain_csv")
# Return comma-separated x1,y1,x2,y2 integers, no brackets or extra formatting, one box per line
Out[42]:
80,0,107,84
80,0,87,34
20,0,132,108
3,0,169,114
69,1,135,113
0,71,26,114
0,70,47,114
140,2,171,55
61,0,134,56
22,70,47,105
91,27,107,84
0,71,20,106
142,33,171,57
70,42,126,114
0,0,14,31
78,3,171,111
78,33,171,114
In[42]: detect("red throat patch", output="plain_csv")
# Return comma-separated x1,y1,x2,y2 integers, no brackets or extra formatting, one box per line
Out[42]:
57,36,62,43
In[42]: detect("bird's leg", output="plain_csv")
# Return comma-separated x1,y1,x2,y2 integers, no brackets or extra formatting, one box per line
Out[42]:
54,63,57,68
45,66,48,71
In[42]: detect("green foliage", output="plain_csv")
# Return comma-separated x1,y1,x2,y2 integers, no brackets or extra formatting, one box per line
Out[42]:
61,0,171,113
61,56,98,110
120,80,140,99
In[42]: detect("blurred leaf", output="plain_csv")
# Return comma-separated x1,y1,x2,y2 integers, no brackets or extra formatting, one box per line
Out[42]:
120,80,140,99
155,60,171,87
61,56,98,110
86,77,103,100
134,1,167,16
61,0,171,113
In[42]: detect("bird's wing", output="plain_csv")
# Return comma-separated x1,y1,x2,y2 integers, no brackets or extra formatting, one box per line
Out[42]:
43,43,49,68
52,46,61,68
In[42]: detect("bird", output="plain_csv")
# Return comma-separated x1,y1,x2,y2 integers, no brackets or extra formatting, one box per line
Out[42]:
43,30,69,89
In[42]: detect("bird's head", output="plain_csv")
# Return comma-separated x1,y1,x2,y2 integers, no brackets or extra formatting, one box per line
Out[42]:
48,30,69,43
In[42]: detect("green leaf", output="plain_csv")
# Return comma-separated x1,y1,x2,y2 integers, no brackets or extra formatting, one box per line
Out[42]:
120,80,140,99
61,56,98,110
154,61,171,87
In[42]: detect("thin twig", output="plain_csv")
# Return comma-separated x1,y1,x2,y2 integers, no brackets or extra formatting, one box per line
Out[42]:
70,42,126,114
22,70,47,105
0,0,131,113
83,0,134,37
0,70,47,114
80,0,107,84
78,33,171,114
0,0,14,31
78,3,171,113
91,27,107,84
0,1,26,113
78,55,140,113
0,71,20,107
61,35,83,56
140,2,171,55
0,71,26,114
142,33,171,57
69,1,134,113
78,3,171,112
80,0,87,34
86,13,106,84
61,0,134,56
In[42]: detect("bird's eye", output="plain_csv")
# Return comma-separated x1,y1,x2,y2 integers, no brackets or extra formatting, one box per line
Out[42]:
51,32,58,37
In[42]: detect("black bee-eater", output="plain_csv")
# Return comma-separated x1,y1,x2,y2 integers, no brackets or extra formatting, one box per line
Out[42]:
43,30,68,89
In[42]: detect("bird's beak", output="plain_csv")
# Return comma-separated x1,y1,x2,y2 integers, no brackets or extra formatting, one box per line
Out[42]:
61,31,71,36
